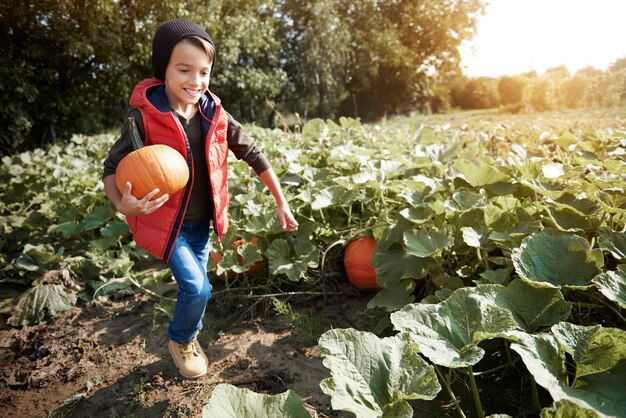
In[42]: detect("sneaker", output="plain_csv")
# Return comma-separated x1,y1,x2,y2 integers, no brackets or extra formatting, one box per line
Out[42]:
168,338,208,378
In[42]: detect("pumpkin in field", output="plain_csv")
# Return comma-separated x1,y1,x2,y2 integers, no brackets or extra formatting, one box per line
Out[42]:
210,237,266,280
343,236,381,291
115,144,189,199
233,238,266,275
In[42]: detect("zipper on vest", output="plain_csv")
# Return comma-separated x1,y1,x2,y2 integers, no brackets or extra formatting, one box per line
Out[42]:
204,102,224,246
164,113,194,261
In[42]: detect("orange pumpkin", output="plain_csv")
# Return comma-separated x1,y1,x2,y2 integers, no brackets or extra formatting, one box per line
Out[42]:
211,237,266,280
233,238,266,274
115,144,189,199
344,236,381,291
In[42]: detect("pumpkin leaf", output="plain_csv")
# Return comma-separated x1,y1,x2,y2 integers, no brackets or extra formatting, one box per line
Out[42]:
510,332,626,417
9,284,77,326
598,228,626,261
403,229,452,258
592,265,626,310
540,400,601,418
372,247,436,286
545,206,600,233
391,285,519,367
477,268,512,285
202,384,311,418
484,279,571,333
454,159,510,187
318,329,440,418
512,229,603,288
551,322,626,379
367,279,415,311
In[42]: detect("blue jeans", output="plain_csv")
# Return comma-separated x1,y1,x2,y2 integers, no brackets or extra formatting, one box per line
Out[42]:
167,220,212,345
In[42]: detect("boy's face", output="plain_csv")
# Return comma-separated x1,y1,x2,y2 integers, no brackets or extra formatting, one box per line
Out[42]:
164,40,213,112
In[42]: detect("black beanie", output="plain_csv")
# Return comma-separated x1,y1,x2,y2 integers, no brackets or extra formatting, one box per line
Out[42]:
151,18,215,81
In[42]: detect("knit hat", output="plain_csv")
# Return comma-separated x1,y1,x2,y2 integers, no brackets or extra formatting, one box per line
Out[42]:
151,18,215,81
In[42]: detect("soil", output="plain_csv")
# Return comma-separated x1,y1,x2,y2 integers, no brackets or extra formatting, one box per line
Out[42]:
1,277,444,418
0,275,549,418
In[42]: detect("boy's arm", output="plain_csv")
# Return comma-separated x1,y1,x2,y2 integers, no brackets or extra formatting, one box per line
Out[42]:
224,111,271,175
103,175,168,217
103,111,167,216
224,111,298,231
258,168,299,232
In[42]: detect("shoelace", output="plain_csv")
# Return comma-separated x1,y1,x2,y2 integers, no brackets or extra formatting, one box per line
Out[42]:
178,341,199,359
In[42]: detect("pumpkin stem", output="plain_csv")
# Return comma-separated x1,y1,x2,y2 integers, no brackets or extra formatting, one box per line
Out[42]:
128,117,144,151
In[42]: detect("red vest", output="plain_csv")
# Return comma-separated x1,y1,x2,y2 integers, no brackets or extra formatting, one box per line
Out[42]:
125,78,230,261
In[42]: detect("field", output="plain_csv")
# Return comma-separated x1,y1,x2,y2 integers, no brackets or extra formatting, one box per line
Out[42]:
1,107,625,418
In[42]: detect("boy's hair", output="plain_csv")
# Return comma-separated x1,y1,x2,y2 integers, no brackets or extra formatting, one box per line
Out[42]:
180,36,216,66
152,18,216,81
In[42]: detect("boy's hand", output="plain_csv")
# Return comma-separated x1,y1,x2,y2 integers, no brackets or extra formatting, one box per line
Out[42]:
278,202,299,232
116,181,169,216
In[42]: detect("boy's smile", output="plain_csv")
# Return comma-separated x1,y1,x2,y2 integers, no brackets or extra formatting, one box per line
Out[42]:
164,39,213,119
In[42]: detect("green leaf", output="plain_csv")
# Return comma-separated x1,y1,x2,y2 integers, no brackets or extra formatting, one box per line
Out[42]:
319,329,440,418
100,220,130,237
202,384,311,418
417,127,438,144
512,229,603,288
451,189,484,210
541,400,601,418
552,132,578,150
551,322,626,379
391,286,519,367
312,185,356,210
14,243,64,273
82,205,113,231
478,268,512,285
367,279,415,311
511,333,626,417
48,222,83,237
594,188,626,214
454,159,510,187
593,265,626,310
66,257,102,282
266,239,291,273
599,228,626,261
483,279,571,333
545,206,600,233
302,118,327,142
9,284,77,326
398,206,433,224
403,229,452,258
372,248,436,286
461,226,488,248
266,230,319,282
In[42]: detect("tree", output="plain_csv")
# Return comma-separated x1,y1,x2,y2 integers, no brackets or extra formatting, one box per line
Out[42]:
205,0,286,123
497,76,525,106
338,0,485,119
608,57,626,101
0,0,286,154
278,0,351,120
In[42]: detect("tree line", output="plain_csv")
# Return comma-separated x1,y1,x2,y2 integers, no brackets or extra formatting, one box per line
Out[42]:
3,1,625,157
450,60,626,112
1,0,484,155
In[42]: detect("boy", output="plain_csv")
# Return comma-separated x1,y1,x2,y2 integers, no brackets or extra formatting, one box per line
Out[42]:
102,18,298,378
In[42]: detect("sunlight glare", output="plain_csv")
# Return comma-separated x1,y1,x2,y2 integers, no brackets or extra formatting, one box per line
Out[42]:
460,0,626,77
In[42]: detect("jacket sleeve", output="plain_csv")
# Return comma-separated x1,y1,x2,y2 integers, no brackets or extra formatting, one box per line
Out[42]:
102,109,145,179
224,111,271,175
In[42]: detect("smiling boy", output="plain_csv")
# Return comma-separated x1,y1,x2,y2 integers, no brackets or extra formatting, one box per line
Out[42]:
102,19,298,378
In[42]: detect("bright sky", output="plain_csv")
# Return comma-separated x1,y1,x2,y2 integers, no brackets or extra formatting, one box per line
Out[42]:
460,0,626,77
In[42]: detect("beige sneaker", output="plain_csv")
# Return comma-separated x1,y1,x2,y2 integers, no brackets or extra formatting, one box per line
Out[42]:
168,338,208,378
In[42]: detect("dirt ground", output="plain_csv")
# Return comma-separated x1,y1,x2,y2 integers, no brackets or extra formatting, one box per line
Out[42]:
1,278,447,418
